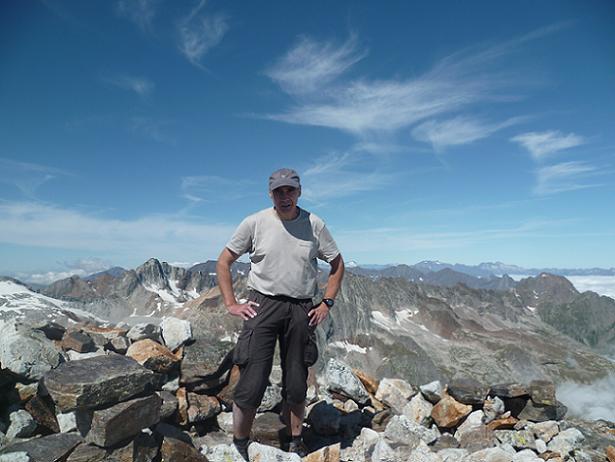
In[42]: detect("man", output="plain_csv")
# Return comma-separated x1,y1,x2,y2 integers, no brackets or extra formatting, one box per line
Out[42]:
216,168,344,459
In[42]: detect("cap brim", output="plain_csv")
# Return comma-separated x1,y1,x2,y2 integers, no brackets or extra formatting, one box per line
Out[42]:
269,179,300,191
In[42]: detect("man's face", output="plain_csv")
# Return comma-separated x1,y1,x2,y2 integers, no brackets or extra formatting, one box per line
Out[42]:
271,186,301,219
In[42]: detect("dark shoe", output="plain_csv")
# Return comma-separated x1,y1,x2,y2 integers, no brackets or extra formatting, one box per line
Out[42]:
233,436,251,461
288,438,308,457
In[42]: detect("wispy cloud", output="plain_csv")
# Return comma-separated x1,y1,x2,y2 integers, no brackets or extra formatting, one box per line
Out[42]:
301,152,396,204
512,130,585,159
0,158,72,199
102,74,155,97
177,0,228,69
263,26,563,138
115,0,158,32
534,161,601,195
0,201,235,260
180,175,258,203
412,116,525,151
265,34,367,95
16,258,114,285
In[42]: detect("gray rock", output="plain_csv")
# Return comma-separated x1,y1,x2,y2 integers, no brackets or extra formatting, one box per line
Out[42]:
370,439,396,462
528,380,555,406
32,321,65,341
489,383,528,399
162,376,180,393
420,380,443,404
407,443,443,462
431,434,460,451
447,378,488,406
0,329,63,381
546,427,584,457
402,393,433,426
61,331,96,353
494,430,536,450
106,336,129,354
187,394,221,423
56,412,77,433
307,401,342,436
205,443,245,462
65,349,107,361
0,452,31,462
161,436,207,461
458,426,496,452
464,447,512,462
127,323,162,343
257,384,283,413
160,317,192,351
531,420,559,442
454,411,484,440
436,448,468,462
6,410,37,440
248,442,301,462
384,415,436,446
534,438,547,453
107,432,158,462
158,391,179,420
82,394,161,448
65,444,108,462
511,449,542,462
483,396,505,423
0,433,83,462
324,359,370,405
43,353,155,412
217,412,234,434
517,400,559,422
375,377,417,413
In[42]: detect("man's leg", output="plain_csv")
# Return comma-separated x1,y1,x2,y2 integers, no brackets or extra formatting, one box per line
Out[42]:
233,403,257,439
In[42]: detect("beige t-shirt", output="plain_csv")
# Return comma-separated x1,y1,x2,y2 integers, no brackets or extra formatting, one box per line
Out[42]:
226,207,340,299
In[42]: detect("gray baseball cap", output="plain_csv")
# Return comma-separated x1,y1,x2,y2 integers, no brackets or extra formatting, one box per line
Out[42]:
269,168,301,192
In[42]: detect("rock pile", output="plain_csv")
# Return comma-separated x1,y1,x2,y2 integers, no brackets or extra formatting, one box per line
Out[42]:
1,317,615,462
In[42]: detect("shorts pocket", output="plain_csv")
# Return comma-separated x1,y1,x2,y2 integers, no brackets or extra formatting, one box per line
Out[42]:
304,332,318,367
233,329,253,366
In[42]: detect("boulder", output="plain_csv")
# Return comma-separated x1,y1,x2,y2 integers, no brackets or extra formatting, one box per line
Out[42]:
512,449,542,461
251,412,286,448
24,395,60,434
82,394,161,448
375,377,417,413
65,444,107,462
61,331,96,353
454,411,484,440
106,336,130,354
15,383,38,402
407,443,443,462
160,437,208,462
6,410,37,440
431,434,460,451
447,378,488,406
0,452,30,462
464,447,513,462
43,354,155,412
160,318,192,351
528,380,555,406
420,380,444,404
257,384,283,412
494,430,536,450
431,394,472,428
458,426,496,452
0,433,83,462
369,439,395,462
384,415,438,446
403,393,434,426
547,428,584,457
324,359,370,405
187,394,221,423
307,401,342,436
0,329,63,380
531,421,559,442
489,383,528,399
158,391,179,420
248,442,300,462
56,412,77,433
126,339,180,374
436,448,468,462
107,432,159,462
517,401,559,423
486,416,518,431
32,321,65,341
127,323,162,343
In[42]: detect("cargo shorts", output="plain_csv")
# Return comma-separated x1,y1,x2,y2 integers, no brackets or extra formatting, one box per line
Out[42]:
232,290,318,409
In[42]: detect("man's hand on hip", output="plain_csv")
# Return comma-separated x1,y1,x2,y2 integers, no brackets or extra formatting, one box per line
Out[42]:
308,303,329,327
227,301,259,320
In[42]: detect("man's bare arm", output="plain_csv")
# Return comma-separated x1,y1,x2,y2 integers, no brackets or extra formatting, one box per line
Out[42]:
216,248,258,320
308,254,345,326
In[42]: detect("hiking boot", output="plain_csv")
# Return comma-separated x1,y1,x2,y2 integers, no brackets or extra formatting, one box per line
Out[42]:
288,438,309,457
233,436,251,461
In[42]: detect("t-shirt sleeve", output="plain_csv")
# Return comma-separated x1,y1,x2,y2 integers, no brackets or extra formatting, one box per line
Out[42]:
317,224,340,263
226,217,254,256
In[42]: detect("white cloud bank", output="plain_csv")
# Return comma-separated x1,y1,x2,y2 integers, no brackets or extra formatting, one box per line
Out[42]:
558,374,615,421
512,130,585,160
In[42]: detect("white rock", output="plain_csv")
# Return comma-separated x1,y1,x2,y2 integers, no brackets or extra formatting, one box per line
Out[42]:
344,399,359,413
6,410,37,440
0,330,62,380
534,438,547,454
162,376,180,392
465,447,513,462
324,359,370,405
385,415,439,446
57,411,77,433
370,439,396,462
206,443,245,462
0,452,31,462
420,380,443,403
512,449,542,462
127,323,161,343
454,410,484,440
547,427,584,457
403,393,434,426
376,378,417,413
408,443,443,462
216,412,234,434
248,442,300,461
531,421,559,442
257,384,282,412
65,349,107,361
160,317,192,351
437,448,468,462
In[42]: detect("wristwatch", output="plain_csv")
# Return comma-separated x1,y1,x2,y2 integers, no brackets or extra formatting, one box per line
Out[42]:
322,298,335,308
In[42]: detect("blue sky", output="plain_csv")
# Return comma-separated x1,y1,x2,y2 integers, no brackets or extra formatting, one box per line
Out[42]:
1,0,614,283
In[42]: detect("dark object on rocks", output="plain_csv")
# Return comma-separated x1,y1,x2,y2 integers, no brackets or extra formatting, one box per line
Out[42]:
61,331,96,353
233,436,251,461
33,321,66,341
82,394,161,448
447,378,489,406
307,402,342,436
160,436,208,462
154,422,194,445
43,354,155,412
489,383,529,399
0,432,83,461
518,399,566,422
503,397,528,417
24,395,60,434
65,444,107,462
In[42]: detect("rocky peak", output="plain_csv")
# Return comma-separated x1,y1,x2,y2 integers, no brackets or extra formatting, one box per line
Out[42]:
516,272,579,307
136,258,170,290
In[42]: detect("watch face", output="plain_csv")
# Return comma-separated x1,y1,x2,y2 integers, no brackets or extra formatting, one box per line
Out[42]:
324,298,334,307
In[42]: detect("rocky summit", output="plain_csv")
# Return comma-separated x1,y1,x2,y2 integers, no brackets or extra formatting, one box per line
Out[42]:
2,260,615,460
